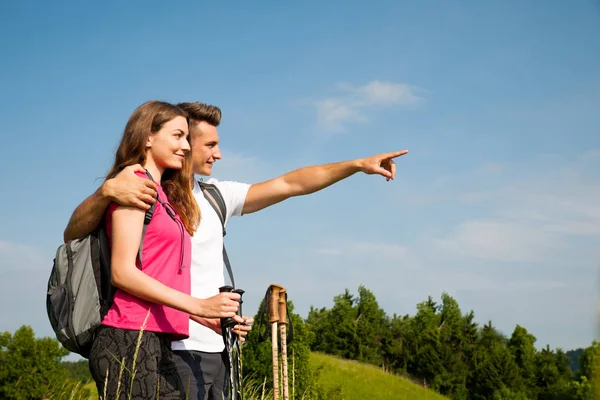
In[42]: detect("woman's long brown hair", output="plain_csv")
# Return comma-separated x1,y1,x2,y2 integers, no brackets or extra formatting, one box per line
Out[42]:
105,100,200,235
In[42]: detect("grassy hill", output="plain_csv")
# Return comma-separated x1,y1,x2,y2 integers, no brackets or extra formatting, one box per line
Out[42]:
310,352,447,400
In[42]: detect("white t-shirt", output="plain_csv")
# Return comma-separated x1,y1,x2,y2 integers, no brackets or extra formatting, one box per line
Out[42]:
171,177,250,353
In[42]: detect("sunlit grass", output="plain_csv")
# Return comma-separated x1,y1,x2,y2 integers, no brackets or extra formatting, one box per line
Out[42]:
310,352,448,400
42,380,96,400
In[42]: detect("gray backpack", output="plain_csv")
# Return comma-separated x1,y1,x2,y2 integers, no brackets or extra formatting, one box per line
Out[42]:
46,179,232,357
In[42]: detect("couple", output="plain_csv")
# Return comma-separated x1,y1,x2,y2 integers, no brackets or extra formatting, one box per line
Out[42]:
64,100,407,399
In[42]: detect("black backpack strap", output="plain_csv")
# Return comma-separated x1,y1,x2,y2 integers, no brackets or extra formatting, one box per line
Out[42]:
199,182,235,288
138,170,158,268
200,182,227,235
222,247,235,289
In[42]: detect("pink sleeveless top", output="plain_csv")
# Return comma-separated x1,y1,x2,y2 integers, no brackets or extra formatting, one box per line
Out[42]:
101,172,192,340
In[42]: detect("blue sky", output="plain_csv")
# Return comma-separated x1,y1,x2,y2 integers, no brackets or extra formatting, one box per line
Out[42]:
1,1,599,352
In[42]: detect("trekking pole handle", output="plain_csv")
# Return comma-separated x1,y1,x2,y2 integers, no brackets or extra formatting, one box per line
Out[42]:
232,288,245,318
268,284,283,323
278,289,288,326
219,285,245,329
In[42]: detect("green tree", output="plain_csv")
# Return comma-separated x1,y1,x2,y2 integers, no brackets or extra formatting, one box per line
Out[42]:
471,322,521,400
567,348,584,373
508,324,538,398
307,289,358,360
436,293,470,399
354,285,388,366
535,345,583,400
384,313,412,373
579,341,600,383
409,296,443,390
575,341,600,400
305,306,329,349
0,325,69,400
462,310,479,394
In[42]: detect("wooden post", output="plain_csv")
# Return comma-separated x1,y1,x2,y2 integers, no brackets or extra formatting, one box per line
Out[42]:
278,289,289,400
268,284,283,400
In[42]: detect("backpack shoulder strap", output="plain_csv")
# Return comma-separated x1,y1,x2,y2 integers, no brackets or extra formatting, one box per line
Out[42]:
138,170,158,268
199,182,227,236
199,181,235,288
137,202,156,268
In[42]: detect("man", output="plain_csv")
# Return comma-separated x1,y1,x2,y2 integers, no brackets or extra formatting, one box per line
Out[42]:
63,102,407,399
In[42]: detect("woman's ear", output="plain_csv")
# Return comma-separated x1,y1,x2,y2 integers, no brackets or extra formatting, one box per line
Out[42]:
146,135,153,149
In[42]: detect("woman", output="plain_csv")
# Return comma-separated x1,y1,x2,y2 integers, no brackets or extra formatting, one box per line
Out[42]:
88,100,240,399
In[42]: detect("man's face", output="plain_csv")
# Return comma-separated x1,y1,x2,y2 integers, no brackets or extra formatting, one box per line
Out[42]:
191,120,222,176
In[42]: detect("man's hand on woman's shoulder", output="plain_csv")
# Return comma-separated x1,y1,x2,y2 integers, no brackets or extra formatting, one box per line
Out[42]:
101,164,158,210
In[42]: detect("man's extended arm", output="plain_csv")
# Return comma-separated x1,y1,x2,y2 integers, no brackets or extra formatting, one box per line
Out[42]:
63,165,158,242
242,150,407,214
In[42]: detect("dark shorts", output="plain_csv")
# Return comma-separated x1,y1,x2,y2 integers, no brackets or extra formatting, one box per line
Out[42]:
88,325,192,400
172,350,228,400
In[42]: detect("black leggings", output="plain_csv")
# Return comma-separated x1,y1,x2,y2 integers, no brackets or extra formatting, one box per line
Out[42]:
88,325,192,400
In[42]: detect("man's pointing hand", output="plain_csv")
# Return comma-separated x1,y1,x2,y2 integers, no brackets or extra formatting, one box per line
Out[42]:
358,150,408,181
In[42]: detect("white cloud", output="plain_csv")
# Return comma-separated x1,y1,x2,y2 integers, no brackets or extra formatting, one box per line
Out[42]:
419,269,568,295
434,192,600,266
315,99,366,132
480,162,504,175
435,219,560,263
315,248,343,256
411,150,600,265
0,240,48,271
314,240,411,262
315,81,423,132
352,241,410,260
580,149,600,162
545,221,600,236
340,81,421,106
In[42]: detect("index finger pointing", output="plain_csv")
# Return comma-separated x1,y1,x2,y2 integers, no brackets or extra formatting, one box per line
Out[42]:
382,150,408,160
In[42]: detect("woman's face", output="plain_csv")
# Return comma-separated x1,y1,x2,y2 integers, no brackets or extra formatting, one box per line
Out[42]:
147,116,190,170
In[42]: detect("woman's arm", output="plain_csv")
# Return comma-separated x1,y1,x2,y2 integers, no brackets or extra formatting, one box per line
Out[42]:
110,205,239,318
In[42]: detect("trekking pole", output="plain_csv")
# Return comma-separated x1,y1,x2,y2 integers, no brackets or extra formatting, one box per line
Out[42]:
268,284,283,400
232,287,245,400
219,285,245,400
278,288,289,400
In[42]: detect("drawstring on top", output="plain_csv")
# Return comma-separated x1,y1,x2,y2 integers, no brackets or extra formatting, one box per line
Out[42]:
143,169,186,272
159,199,186,271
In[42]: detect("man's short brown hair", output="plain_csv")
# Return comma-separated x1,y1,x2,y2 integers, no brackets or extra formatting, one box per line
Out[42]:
177,102,222,135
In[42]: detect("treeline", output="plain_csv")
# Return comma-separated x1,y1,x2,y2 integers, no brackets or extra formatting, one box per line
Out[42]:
301,285,598,400
0,326,94,399
2,286,599,400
